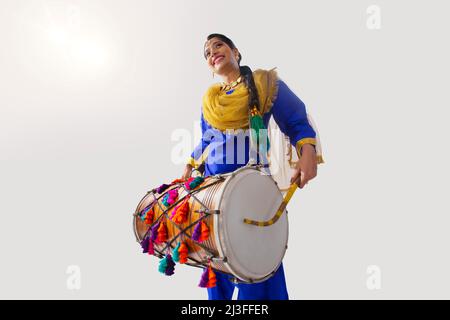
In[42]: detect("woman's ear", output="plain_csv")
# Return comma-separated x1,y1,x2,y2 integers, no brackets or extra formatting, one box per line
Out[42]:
233,48,240,60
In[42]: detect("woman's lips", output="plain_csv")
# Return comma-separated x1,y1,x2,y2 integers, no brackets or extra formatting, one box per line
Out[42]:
214,56,224,65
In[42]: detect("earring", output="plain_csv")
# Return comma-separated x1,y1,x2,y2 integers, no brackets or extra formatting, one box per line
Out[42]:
212,72,215,78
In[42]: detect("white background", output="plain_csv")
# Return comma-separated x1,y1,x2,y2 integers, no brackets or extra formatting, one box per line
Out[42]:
0,0,449,299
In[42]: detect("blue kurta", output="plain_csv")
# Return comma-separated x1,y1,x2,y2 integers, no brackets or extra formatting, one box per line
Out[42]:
188,78,317,300
189,79,317,176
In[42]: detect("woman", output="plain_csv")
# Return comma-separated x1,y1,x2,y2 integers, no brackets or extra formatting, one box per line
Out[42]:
182,34,324,300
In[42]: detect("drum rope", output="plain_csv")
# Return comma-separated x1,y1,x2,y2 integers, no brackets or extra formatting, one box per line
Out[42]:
140,177,225,259
141,177,224,239
134,189,168,219
137,191,169,259
159,213,212,255
174,181,220,258
166,178,225,256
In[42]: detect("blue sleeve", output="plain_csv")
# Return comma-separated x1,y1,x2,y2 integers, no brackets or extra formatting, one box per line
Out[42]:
271,79,317,157
187,110,213,168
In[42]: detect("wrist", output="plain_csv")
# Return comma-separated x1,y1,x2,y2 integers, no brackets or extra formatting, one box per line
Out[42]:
295,138,317,158
301,143,316,154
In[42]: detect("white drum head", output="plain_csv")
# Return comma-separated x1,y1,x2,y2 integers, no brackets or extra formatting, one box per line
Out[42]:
216,167,289,282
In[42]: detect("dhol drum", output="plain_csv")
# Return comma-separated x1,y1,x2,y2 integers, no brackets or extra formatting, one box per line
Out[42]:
133,164,288,284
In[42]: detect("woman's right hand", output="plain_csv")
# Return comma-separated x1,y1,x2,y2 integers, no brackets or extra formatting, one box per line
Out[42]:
182,164,193,180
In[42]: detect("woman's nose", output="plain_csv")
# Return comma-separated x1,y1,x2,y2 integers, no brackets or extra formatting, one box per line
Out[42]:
210,50,219,62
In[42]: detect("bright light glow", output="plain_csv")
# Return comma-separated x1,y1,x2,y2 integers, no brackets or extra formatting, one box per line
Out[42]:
45,25,109,70
47,27,68,45
18,4,114,77
72,40,108,67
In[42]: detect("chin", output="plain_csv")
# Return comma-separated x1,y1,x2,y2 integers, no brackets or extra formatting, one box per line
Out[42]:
213,63,226,74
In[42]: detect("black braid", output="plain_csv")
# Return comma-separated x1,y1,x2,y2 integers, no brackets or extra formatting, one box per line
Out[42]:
239,65,260,113
204,34,260,113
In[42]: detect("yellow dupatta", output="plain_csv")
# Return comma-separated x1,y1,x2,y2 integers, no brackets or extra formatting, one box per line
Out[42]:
202,67,279,131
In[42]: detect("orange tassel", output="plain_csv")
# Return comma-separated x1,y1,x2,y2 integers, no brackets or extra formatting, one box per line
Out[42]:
144,207,155,225
178,242,188,264
171,178,185,184
156,221,168,243
207,265,216,288
199,221,210,242
171,197,190,224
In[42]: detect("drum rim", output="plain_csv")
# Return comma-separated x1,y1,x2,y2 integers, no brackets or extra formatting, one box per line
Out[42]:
214,165,289,283
133,190,152,243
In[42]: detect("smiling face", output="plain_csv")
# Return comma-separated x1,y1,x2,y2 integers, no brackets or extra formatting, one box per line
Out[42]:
204,37,240,75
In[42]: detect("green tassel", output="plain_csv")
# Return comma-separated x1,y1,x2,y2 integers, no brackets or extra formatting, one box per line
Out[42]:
250,114,270,151
158,256,168,274
172,242,181,263
189,176,204,190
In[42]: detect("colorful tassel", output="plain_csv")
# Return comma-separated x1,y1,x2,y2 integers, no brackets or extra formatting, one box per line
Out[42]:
184,177,194,186
198,221,210,242
178,242,188,264
156,221,168,243
139,202,154,221
151,220,161,242
162,193,169,206
169,188,179,200
207,265,217,288
158,256,168,274
165,254,175,276
140,236,149,253
144,207,155,225
140,235,154,256
192,220,209,242
162,189,178,207
170,196,190,224
170,202,181,219
190,176,204,189
186,177,197,190
250,106,271,151
171,178,185,184
156,183,170,194
198,265,216,288
172,242,181,263
147,237,154,255
192,221,202,242
198,267,209,288
185,176,204,190
158,254,175,276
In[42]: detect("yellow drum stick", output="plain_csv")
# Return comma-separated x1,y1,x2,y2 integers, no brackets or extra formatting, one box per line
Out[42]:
243,182,298,227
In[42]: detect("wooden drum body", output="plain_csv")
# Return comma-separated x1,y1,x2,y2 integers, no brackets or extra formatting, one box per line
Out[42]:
133,165,288,284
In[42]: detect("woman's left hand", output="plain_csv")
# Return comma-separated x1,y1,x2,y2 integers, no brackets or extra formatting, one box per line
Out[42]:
290,144,317,188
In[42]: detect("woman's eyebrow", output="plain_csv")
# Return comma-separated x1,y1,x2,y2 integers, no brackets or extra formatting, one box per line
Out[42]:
204,40,221,54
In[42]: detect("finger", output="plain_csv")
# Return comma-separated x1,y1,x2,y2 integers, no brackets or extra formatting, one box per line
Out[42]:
290,163,302,183
301,172,314,188
290,171,300,184
299,178,307,188
298,171,307,188
292,172,300,187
